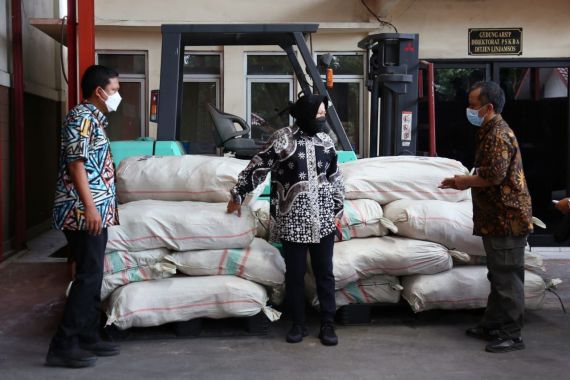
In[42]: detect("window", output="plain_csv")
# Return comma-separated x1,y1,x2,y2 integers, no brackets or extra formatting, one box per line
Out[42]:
317,53,365,155
97,52,147,141
246,54,295,141
181,53,221,154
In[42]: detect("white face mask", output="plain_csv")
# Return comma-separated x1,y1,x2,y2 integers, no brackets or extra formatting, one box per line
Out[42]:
103,90,122,112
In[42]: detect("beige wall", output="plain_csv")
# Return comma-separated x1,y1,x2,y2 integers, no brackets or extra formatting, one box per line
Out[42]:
391,0,570,59
95,0,369,25
94,0,570,59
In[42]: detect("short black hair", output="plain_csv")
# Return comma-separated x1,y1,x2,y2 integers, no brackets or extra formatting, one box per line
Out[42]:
469,81,505,114
81,65,119,98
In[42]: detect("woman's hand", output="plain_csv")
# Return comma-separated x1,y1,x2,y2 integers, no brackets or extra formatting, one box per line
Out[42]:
226,200,242,217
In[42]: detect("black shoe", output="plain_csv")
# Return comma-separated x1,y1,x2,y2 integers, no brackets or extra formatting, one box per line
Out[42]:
45,348,97,368
485,337,525,353
286,324,308,343
465,326,500,341
318,322,338,346
79,340,121,357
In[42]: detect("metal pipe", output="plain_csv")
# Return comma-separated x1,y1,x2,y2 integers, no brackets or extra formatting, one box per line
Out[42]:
426,61,437,156
77,0,95,93
11,0,26,251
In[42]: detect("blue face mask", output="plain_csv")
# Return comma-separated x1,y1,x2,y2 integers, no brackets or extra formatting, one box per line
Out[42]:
465,104,487,127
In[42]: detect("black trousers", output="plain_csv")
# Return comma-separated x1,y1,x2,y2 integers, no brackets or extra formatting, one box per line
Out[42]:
50,229,107,351
282,232,336,325
480,235,527,339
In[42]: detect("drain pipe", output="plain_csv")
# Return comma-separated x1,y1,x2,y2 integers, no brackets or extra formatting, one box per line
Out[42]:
11,0,26,252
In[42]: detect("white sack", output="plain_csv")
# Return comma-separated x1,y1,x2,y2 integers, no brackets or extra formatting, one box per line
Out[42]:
106,200,256,252
101,262,176,300
461,245,546,274
106,275,281,330
250,198,397,241
341,156,470,204
332,236,455,289
250,199,271,239
307,274,402,309
116,155,265,204
383,199,484,255
402,266,546,312
336,199,397,241
165,238,285,287
104,248,170,274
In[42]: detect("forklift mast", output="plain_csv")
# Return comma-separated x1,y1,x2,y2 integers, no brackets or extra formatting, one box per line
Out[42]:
359,33,420,157
156,24,353,152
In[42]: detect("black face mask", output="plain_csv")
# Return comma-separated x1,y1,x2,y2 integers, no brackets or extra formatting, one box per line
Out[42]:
301,116,328,136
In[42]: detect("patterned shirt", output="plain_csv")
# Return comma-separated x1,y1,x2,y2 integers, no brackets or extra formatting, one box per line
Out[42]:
472,115,533,237
231,126,345,243
53,102,119,230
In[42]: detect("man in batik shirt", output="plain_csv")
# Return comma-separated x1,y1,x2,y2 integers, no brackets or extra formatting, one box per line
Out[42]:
440,81,533,353
47,65,122,368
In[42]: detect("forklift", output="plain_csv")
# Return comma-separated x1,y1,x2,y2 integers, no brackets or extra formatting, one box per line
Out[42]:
111,24,435,165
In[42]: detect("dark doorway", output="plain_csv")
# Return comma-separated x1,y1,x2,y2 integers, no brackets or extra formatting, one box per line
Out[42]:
497,63,569,245
425,59,570,246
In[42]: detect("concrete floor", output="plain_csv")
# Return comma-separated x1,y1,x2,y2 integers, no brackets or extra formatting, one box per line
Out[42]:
1,232,569,380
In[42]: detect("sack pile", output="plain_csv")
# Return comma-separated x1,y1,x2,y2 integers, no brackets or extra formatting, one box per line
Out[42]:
103,155,282,330
306,156,554,312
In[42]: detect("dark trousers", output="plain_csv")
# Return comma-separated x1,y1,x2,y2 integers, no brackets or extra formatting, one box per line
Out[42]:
50,229,107,351
480,235,527,338
282,232,336,325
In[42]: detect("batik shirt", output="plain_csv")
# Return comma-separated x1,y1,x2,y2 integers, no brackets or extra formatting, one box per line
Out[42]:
53,102,119,230
472,115,533,237
231,126,345,243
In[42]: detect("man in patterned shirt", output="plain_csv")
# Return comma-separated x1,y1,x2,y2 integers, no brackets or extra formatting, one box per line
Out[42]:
440,81,533,353
47,65,121,368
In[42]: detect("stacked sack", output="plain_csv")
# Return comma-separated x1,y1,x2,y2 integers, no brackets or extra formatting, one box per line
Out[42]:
103,155,281,330
308,155,554,313
382,197,551,312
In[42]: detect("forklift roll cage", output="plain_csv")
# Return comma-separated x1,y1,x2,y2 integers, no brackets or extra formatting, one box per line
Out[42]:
156,23,353,152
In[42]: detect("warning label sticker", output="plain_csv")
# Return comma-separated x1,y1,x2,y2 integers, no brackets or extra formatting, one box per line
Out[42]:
401,111,412,142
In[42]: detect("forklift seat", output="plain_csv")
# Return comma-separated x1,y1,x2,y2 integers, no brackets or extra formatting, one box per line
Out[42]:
207,103,265,159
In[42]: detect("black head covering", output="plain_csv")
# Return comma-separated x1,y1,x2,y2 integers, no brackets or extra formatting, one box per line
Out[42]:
290,94,328,135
